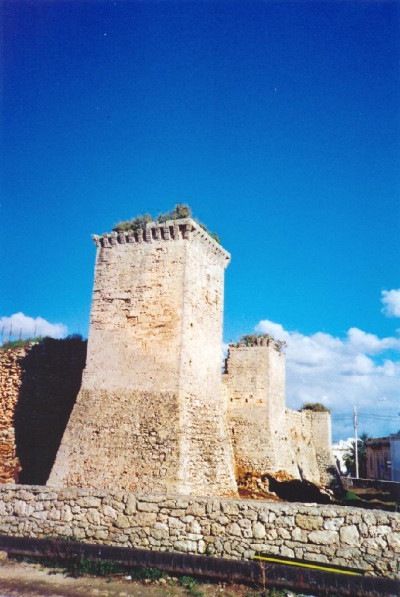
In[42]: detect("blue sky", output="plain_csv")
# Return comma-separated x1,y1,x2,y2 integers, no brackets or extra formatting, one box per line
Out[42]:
1,1,400,440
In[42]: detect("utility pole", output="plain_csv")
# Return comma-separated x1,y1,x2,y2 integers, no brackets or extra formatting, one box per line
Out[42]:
354,405,359,478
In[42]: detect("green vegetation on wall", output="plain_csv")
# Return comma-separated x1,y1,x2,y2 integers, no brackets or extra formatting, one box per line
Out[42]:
112,204,221,244
232,333,287,353
300,402,331,413
1,334,84,351
0,337,44,350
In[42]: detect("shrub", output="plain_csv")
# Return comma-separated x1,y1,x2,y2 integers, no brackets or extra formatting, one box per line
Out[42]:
113,213,153,234
301,402,331,413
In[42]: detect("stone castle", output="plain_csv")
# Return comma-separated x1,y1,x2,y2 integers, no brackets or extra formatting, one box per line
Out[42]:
48,217,336,497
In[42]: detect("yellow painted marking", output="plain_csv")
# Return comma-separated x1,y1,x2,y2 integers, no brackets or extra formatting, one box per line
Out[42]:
254,555,363,576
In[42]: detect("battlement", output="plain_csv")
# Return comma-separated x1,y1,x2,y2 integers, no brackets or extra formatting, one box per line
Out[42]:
92,218,230,267
229,339,284,353
228,333,286,354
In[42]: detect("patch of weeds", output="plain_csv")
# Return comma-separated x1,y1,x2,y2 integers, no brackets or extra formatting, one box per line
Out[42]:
268,589,292,597
13,555,37,565
68,559,124,578
179,575,197,590
129,566,168,582
187,589,204,597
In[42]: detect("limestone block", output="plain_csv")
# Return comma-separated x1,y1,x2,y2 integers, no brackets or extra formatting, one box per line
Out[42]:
226,522,242,537
339,525,360,546
115,514,130,529
323,517,344,531
308,530,339,545
386,533,400,551
252,521,266,539
296,514,323,530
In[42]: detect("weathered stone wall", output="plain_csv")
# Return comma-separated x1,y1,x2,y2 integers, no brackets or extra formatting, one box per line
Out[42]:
224,345,285,423
0,350,23,483
0,340,86,485
48,219,237,497
224,346,336,489
0,485,398,578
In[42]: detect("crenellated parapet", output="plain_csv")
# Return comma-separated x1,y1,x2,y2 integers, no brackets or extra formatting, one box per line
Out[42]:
92,218,230,267
228,335,286,353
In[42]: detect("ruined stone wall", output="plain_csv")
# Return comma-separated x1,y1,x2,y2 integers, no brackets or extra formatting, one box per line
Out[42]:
223,345,285,416
224,346,335,489
48,219,237,497
0,485,398,579
0,349,23,483
0,340,86,485
283,409,331,485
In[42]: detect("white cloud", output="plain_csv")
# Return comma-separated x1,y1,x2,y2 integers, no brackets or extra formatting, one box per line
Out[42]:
256,320,290,342
381,289,400,317
347,327,400,354
254,319,400,440
0,313,67,340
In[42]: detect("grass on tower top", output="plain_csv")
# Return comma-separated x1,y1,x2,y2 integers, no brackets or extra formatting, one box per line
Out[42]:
112,204,221,244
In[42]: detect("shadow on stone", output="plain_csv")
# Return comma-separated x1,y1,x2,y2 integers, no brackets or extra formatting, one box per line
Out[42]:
265,474,332,503
14,337,86,484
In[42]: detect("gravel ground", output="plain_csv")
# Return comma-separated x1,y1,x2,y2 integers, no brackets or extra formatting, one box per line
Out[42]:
0,559,310,597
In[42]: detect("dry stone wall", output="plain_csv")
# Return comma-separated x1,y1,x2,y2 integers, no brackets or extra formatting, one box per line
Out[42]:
0,350,23,483
0,485,398,579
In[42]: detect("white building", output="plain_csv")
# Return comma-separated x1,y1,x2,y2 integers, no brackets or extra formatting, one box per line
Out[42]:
332,438,354,475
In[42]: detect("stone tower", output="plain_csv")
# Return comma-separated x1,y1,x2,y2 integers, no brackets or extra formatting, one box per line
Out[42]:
223,341,286,479
223,341,336,489
48,218,238,496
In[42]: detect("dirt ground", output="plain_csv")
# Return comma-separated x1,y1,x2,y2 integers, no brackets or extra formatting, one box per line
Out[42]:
0,558,307,597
